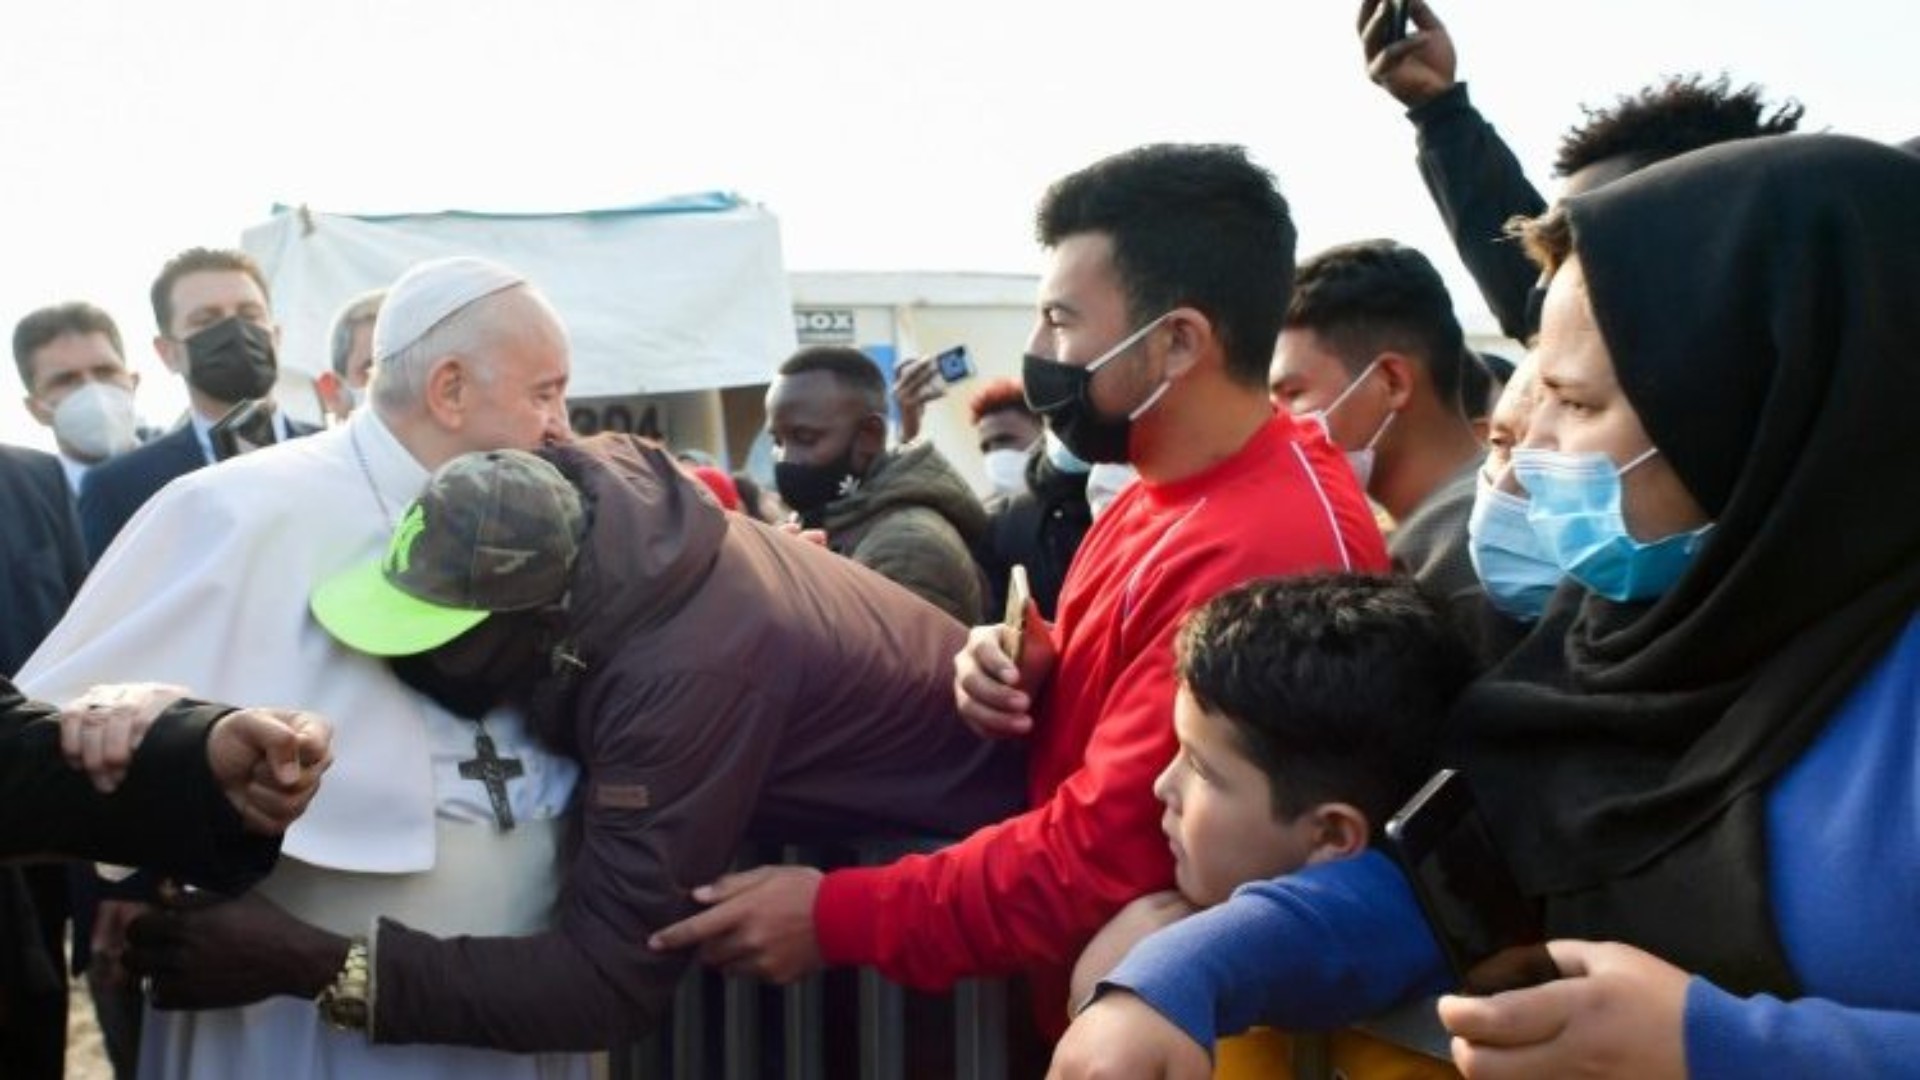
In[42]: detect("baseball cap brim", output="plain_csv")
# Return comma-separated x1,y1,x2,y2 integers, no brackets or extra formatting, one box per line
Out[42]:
310,558,491,657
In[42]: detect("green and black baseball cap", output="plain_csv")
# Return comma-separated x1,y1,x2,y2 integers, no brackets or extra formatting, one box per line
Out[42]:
311,449,586,656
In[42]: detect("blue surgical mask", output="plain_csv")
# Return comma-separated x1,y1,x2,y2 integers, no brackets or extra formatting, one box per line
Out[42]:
1043,429,1091,475
1511,446,1712,602
1467,469,1561,621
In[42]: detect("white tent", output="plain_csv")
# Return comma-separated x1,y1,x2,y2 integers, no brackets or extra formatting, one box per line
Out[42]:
242,192,797,397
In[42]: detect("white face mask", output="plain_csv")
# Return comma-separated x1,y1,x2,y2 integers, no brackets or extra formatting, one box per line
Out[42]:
51,381,140,462
982,448,1031,499
1086,462,1138,519
1304,359,1395,492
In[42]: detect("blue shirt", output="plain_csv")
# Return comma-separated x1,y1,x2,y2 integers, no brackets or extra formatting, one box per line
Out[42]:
1107,614,1920,1077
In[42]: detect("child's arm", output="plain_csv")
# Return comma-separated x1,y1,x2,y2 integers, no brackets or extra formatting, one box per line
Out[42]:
1068,890,1196,1016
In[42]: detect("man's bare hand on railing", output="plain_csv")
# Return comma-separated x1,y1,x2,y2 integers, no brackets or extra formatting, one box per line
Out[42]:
648,865,824,984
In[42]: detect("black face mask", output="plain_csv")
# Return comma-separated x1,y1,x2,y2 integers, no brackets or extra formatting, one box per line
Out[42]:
1022,352,1134,465
774,445,862,527
1020,312,1172,466
390,614,549,720
184,316,278,403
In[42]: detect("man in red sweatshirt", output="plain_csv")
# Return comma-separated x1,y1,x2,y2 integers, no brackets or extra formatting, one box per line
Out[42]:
651,142,1387,1040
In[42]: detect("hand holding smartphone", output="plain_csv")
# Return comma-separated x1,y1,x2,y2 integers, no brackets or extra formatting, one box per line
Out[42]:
1384,769,1561,995
1001,565,1056,691
1380,0,1412,46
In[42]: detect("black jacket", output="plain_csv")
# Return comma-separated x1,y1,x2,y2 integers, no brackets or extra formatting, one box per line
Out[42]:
1409,82,1548,344
0,447,87,678
0,679,278,890
973,449,1092,621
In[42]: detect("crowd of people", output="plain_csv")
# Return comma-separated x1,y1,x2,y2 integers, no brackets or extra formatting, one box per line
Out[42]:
3,1,1916,1077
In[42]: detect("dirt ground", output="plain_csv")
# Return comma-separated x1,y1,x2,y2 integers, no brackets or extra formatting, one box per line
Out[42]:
66,978,111,1080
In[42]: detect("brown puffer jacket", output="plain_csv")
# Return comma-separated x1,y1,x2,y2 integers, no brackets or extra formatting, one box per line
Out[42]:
820,441,989,623
371,434,1024,1051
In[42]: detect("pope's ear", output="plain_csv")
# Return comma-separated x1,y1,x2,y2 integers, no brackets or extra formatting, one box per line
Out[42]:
423,356,467,429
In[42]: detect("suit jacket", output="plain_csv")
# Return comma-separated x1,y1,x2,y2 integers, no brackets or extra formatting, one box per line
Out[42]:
79,417,321,562
0,678,279,891
0,447,87,676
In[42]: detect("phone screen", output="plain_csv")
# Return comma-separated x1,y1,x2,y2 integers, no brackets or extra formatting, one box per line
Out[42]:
935,345,973,384
1386,770,1560,995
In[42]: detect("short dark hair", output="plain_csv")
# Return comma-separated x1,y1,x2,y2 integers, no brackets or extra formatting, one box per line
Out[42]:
775,346,888,413
1037,144,1297,387
13,301,126,390
1174,573,1474,830
1554,74,1803,178
967,377,1032,425
1286,240,1467,414
150,247,271,335
1457,351,1512,423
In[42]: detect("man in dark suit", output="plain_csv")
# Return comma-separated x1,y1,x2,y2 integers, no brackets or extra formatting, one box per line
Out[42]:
0,445,93,1077
0,446,87,676
79,247,318,560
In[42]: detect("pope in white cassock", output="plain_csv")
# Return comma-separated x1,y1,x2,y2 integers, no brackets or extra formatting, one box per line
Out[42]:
19,256,590,1080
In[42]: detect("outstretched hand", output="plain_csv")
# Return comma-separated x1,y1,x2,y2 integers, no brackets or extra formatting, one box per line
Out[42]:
891,355,946,445
1358,0,1458,108
206,708,333,835
648,866,824,983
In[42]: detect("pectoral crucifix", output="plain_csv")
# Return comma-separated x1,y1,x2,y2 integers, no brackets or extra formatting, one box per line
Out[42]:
459,729,524,830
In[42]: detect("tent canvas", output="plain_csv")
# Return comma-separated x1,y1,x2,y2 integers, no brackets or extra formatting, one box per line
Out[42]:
242,193,797,397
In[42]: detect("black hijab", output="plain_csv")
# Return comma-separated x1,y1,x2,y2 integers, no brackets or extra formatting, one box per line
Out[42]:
1449,134,1920,992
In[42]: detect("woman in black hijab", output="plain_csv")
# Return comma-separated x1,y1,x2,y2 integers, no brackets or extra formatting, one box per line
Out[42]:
1437,133,1920,1077
1049,132,1920,1080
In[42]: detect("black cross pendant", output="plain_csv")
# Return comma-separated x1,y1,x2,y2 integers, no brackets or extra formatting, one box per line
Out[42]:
458,730,525,831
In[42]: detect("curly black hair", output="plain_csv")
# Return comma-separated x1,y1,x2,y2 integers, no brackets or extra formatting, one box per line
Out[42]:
1554,74,1804,178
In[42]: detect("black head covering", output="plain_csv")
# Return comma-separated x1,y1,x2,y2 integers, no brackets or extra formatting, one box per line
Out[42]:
1449,134,1920,991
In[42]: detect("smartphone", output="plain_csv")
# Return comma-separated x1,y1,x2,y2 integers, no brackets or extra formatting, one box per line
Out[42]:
934,345,974,385
1002,564,1033,667
1383,769,1560,995
1381,0,1412,46
208,398,280,461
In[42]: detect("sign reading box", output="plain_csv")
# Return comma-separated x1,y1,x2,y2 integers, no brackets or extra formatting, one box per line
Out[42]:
794,308,856,344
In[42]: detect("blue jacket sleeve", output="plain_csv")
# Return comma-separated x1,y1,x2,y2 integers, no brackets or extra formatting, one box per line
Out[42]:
1688,978,1920,1079
1099,850,1451,1049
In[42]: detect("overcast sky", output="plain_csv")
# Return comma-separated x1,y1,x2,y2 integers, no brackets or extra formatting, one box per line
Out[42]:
2,0,1912,447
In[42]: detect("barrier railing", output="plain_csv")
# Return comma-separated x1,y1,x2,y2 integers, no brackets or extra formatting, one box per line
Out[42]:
610,840,1453,1079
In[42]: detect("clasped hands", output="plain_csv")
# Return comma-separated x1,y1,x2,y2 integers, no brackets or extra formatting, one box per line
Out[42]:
59,681,333,835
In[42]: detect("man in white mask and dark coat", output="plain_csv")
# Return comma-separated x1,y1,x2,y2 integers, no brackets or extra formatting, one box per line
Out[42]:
18,255,589,1080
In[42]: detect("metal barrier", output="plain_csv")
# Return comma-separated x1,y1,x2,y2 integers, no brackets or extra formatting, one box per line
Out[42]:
611,840,1452,1079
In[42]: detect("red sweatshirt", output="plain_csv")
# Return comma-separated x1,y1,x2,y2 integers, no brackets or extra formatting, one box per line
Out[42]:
813,412,1387,1032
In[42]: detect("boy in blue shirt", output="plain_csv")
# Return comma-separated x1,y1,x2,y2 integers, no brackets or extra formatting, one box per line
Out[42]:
1069,573,1474,1076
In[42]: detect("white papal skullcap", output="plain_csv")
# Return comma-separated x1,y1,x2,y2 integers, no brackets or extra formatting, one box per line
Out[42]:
371,256,527,362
